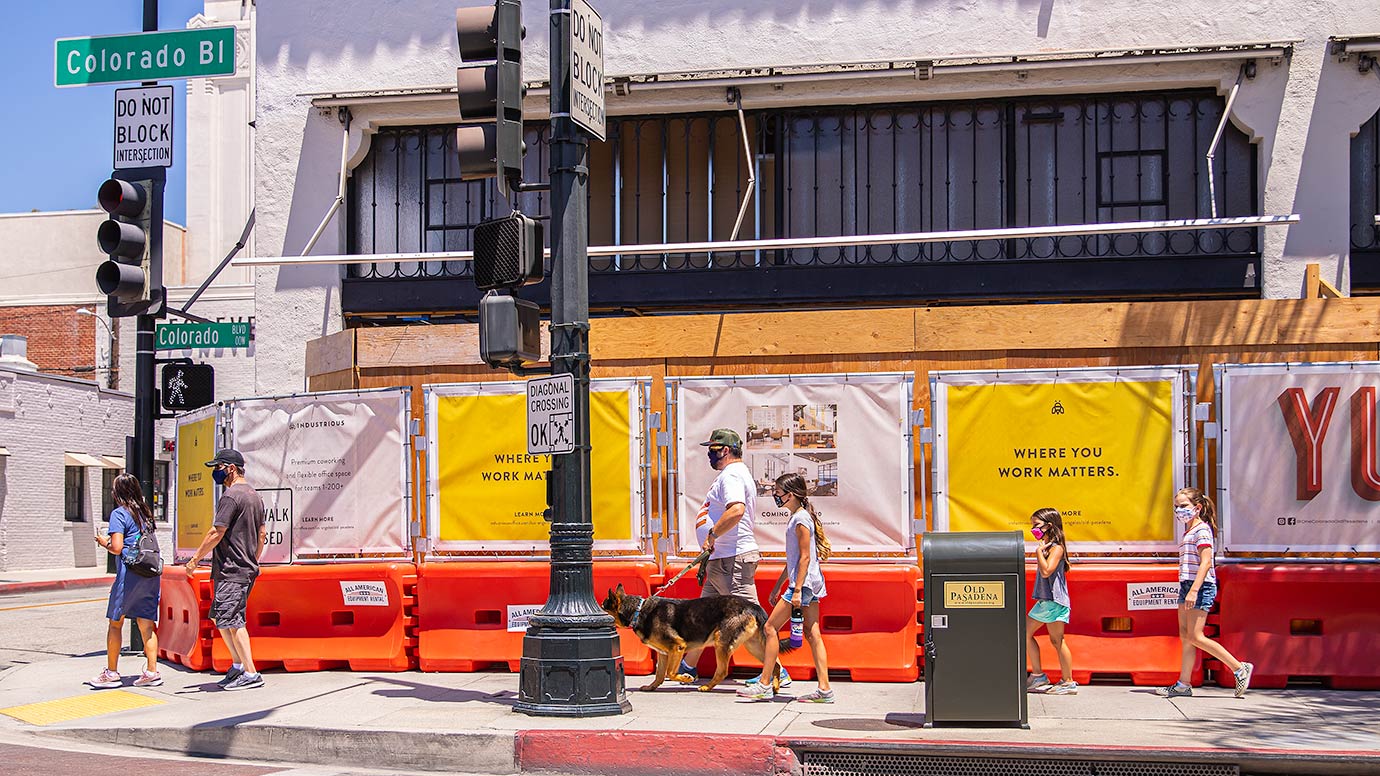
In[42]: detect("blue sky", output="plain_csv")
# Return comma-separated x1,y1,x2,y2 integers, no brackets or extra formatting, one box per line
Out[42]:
1,0,206,224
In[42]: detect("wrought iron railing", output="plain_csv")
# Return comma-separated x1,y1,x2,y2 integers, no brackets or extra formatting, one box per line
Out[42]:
345,89,1262,311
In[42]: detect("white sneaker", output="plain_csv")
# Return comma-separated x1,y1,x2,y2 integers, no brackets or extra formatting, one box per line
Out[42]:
133,670,163,687
86,669,121,689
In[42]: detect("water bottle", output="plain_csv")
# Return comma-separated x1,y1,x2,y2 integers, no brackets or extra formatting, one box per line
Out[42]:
789,607,804,648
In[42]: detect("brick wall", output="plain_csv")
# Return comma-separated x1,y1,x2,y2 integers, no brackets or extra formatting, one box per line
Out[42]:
0,305,107,383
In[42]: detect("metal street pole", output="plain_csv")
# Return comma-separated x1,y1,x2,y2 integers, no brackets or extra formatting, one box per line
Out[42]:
128,0,162,656
514,0,628,717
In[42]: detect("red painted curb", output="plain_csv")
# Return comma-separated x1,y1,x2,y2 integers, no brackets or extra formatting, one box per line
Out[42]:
0,577,112,596
516,730,798,776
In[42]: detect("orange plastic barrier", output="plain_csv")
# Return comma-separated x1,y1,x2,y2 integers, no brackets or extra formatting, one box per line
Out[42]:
209,562,417,672
1023,564,1199,687
1210,564,1380,690
157,566,213,671
416,560,658,674
657,563,920,682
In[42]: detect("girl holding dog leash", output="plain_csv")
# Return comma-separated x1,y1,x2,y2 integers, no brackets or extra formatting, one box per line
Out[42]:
738,472,834,702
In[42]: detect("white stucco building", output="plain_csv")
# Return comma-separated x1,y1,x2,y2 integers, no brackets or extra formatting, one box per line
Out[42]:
0,363,135,571
203,0,1380,397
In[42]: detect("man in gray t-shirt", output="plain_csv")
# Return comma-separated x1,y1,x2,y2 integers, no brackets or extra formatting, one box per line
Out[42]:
185,448,267,691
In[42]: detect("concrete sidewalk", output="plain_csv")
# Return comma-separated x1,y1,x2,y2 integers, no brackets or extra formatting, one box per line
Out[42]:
0,567,113,596
1,656,1377,775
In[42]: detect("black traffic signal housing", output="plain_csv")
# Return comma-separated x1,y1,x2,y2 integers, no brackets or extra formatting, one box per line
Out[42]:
455,0,525,196
95,170,164,317
478,292,541,369
160,362,214,412
473,211,544,291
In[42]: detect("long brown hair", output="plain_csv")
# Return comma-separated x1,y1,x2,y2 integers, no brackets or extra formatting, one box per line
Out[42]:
774,472,831,561
1176,487,1218,536
1031,506,1069,573
112,473,154,528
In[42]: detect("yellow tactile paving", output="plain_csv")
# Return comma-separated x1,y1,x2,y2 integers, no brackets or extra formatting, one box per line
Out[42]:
0,690,165,726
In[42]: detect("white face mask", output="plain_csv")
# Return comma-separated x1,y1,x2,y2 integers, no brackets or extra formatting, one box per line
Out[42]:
1174,505,1195,523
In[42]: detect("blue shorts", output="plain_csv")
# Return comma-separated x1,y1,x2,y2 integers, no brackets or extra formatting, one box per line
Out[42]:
1179,580,1217,611
1028,600,1070,624
784,587,821,607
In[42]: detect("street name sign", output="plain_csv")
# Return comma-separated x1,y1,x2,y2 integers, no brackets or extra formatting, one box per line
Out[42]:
114,85,173,169
527,374,575,455
567,0,605,141
55,27,236,87
155,321,251,351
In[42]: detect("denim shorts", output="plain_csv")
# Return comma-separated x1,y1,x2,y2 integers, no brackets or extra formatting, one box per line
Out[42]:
1179,580,1217,611
784,586,821,607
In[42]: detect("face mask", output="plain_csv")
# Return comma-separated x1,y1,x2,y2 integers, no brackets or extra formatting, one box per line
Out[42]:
212,468,229,486
707,447,728,469
772,494,787,508
1174,505,1194,522
1030,527,1044,540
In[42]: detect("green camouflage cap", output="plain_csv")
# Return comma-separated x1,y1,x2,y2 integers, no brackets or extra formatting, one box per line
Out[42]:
699,428,742,447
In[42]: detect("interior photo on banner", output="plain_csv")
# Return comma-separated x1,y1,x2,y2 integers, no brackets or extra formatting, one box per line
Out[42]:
932,367,1192,552
1220,362,1380,553
229,389,411,559
173,405,219,559
426,379,647,553
672,373,915,557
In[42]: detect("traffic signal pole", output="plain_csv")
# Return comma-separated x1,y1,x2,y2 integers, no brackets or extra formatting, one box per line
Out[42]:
513,0,629,717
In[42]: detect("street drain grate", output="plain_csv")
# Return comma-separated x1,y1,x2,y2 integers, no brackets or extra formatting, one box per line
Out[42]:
798,751,1239,776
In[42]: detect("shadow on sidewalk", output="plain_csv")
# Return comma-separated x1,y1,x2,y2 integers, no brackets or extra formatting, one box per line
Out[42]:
367,676,517,707
808,713,926,732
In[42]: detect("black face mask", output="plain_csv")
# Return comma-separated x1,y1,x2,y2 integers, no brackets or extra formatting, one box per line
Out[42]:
772,494,788,508
707,448,726,469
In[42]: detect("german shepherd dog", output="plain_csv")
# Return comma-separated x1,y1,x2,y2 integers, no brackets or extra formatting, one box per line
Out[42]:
601,584,797,692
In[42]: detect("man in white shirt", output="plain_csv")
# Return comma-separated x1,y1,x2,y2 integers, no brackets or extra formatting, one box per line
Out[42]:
676,428,789,686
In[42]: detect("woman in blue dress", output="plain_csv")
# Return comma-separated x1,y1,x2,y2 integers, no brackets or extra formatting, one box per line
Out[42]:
88,473,162,689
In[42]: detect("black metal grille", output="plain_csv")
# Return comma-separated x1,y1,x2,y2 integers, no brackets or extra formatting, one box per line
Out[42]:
472,213,538,290
1352,108,1380,290
798,751,1239,776
345,89,1261,314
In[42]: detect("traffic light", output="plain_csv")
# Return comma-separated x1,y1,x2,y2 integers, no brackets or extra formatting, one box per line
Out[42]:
479,292,541,368
95,172,162,317
473,211,544,291
160,363,214,412
455,0,526,195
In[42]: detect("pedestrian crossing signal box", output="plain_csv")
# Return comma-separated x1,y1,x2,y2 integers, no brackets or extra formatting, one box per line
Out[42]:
160,363,214,412
921,531,1028,728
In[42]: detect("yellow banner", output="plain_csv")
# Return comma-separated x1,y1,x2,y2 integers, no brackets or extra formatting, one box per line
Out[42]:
175,415,216,551
436,389,634,544
945,380,1174,543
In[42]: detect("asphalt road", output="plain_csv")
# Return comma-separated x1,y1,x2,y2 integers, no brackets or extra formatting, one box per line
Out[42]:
0,586,112,673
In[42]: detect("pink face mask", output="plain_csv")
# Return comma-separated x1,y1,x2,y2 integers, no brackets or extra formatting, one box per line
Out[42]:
1031,527,1044,540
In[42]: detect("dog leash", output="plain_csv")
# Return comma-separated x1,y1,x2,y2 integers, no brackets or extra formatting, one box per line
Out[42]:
651,547,712,597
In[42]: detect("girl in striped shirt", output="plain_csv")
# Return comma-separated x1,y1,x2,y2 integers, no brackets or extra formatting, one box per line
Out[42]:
1156,487,1253,698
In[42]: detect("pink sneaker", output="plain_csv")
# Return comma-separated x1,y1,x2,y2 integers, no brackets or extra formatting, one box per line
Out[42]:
86,669,122,689
133,670,163,687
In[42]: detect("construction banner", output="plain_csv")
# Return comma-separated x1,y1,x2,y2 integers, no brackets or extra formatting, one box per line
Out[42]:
671,374,916,557
229,389,411,559
174,405,218,558
1220,362,1380,553
933,367,1192,552
426,379,647,553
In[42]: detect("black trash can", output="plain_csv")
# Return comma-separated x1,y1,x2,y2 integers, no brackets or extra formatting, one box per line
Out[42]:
922,531,1028,728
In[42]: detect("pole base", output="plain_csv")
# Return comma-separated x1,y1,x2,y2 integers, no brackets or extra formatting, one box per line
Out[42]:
514,623,630,717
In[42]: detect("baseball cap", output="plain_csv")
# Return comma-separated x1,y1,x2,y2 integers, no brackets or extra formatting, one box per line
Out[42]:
205,448,246,468
699,428,742,448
